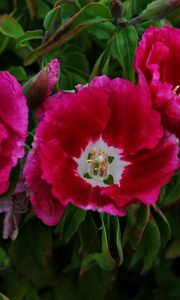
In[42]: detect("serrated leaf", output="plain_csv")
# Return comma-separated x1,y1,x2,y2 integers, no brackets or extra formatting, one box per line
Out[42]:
111,25,138,82
56,204,86,243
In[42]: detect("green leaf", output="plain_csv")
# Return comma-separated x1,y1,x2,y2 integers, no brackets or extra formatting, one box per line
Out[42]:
152,205,171,248
36,0,50,19
140,0,180,20
25,286,41,300
87,21,116,40
0,33,9,54
166,240,180,259
10,218,52,288
56,204,86,243
7,66,27,81
78,213,100,256
16,30,43,48
168,7,180,27
111,25,138,82
159,171,180,206
24,2,112,65
43,4,62,34
80,214,123,274
131,0,154,15
130,218,161,274
90,48,111,78
0,247,10,268
0,15,23,38
123,204,150,248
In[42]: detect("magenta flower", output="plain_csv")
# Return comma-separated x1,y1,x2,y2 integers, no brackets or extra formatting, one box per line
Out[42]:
0,72,28,195
24,76,179,226
134,25,180,138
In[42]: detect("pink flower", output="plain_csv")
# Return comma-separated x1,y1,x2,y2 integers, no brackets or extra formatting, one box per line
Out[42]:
24,76,179,226
134,25,180,138
0,71,28,195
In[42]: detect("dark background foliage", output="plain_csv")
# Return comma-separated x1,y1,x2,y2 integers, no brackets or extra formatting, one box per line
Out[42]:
0,0,180,299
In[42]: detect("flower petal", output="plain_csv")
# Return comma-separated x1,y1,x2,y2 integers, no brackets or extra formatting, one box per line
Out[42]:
24,151,65,226
102,135,179,206
36,88,111,157
0,72,28,194
90,76,163,154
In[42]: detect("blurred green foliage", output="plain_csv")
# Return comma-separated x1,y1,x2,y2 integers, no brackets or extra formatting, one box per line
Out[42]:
0,0,180,299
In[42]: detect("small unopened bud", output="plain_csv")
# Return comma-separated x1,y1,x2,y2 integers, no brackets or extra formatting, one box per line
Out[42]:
23,59,59,110
109,0,123,21
23,69,48,110
140,0,180,20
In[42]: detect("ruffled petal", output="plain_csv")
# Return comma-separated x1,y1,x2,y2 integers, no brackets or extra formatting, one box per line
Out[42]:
36,88,111,157
102,135,179,206
90,76,163,154
24,151,65,226
135,25,180,138
135,25,180,87
0,72,28,194
0,71,28,137
37,138,91,205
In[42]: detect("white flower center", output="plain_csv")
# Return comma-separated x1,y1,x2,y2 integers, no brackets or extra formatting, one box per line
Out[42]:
76,138,129,187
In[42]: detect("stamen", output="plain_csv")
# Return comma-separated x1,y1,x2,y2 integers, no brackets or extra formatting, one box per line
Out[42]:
86,147,109,178
76,138,129,187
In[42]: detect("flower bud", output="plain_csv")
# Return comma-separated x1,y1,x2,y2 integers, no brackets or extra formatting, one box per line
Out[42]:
140,0,180,20
109,0,123,21
23,59,59,110
23,68,48,110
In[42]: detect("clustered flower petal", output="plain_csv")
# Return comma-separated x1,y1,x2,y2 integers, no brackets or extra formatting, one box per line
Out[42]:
24,75,179,225
134,25,180,138
0,71,28,195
